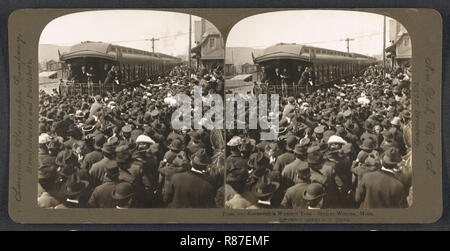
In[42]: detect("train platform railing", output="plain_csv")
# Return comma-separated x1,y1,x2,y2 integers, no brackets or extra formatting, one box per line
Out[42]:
58,80,120,96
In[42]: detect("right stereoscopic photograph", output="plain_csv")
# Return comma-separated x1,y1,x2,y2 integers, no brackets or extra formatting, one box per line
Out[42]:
224,10,412,210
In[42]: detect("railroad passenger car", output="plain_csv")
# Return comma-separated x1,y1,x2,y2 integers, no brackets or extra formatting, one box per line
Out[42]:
249,43,378,95
59,41,182,95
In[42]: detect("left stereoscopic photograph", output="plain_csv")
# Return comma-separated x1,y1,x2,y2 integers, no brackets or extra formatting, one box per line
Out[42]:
37,10,225,209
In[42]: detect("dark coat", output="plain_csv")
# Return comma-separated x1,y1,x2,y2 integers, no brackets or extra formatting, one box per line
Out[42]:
280,181,309,209
355,169,408,208
272,152,296,180
89,157,117,188
88,178,118,208
166,170,216,208
81,150,103,170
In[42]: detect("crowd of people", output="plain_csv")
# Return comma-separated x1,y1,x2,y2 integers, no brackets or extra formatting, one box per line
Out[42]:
38,65,226,209
224,65,413,209
38,62,413,210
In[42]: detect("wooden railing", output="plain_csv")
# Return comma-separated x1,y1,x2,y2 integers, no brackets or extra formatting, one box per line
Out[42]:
58,80,120,96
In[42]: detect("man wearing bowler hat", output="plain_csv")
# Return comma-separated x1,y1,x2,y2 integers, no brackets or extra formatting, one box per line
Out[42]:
55,174,90,209
355,147,407,208
166,149,216,208
303,183,326,209
112,182,135,209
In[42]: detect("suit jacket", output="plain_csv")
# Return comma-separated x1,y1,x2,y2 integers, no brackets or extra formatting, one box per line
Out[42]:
280,181,309,209
281,158,307,189
81,150,103,170
167,170,216,208
272,152,296,180
89,157,117,188
355,169,407,208
88,178,118,208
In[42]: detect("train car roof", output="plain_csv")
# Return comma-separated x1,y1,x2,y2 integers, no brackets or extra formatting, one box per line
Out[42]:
61,41,183,63
254,43,309,63
61,42,115,61
254,43,375,64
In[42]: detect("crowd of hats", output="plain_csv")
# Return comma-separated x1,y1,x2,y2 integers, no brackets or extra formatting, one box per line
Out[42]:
224,65,413,209
37,65,226,209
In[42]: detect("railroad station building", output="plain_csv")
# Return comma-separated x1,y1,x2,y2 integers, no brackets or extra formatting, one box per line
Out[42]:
191,18,224,72
385,19,411,69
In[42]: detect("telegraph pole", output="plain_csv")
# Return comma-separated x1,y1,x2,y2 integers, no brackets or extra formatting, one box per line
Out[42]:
188,14,192,78
148,37,159,54
344,37,355,54
383,15,386,77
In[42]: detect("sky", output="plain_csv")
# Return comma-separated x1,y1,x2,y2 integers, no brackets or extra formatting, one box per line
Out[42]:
39,10,201,57
226,10,396,56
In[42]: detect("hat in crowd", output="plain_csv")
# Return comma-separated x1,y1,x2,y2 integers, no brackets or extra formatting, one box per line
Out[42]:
239,138,254,153
82,125,95,134
356,151,369,163
136,135,156,144
252,175,280,198
93,133,106,150
115,145,131,163
65,174,89,196
314,126,325,135
111,182,134,200
55,149,78,167
75,110,85,119
327,135,347,145
293,143,308,156
391,116,401,126
169,138,184,151
285,135,298,151
359,138,376,151
303,183,326,201
39,133,52,144
288,96,295,103
307,146,323,164
107,136,119,145
227,136,242,147
381,147,402,166
95,95,102,101
102,142,116,154
191,148,210,168
121,125,132,134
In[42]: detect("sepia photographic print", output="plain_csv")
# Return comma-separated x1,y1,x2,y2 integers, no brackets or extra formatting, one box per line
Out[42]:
37,10,225,209
8,8,442,223
224,10,413,210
